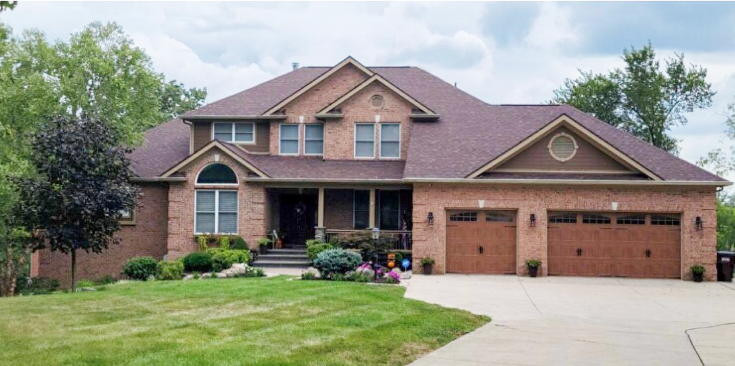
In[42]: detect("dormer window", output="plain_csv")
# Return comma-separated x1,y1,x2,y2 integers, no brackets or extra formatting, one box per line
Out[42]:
213,122,254,144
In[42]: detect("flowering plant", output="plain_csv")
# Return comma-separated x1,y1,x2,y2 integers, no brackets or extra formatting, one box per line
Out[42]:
387,271,401,282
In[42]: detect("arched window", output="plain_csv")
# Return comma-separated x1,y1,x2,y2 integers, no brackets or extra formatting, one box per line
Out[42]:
196,163,237,185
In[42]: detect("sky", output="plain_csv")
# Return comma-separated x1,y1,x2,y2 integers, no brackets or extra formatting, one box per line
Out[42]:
2,1,735,182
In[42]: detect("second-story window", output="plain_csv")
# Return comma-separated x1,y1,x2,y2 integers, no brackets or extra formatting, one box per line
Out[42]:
355,124,375,158
304,124,324,155
280,124,299,155
380,123,400,159
213,122,254,143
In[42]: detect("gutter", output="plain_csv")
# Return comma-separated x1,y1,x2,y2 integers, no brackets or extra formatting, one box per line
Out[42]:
243,177,406,185
131,177,188,183
182,115,287,121
402,178,733,187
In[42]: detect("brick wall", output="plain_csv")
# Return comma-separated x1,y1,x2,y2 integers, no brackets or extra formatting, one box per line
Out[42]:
166,148,268,260
35,183,169,287
412,183,718,281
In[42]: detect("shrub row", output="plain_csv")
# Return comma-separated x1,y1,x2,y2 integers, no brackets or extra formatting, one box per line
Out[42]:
123,248,251,281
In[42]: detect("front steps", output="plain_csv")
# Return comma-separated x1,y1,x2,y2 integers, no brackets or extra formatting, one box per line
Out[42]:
252,248,311,268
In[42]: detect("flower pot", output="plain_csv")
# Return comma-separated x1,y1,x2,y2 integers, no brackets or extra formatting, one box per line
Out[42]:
528,266,539,278
422,263,433,275
693,272,704,282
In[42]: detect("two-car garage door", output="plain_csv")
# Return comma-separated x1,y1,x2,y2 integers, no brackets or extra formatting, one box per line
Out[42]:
548,212,681,278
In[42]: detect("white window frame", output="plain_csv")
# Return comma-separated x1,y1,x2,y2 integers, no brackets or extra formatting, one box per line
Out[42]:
194,190,239,234
304,123,324,156
379,123,401,159
212,122,256,144
354,123,375,159
194,163,239,187
279,124,300,156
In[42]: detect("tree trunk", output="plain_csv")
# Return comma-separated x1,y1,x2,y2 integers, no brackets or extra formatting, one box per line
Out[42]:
71,248,77,293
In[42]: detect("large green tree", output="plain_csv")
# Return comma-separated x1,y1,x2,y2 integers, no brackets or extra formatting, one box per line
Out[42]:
0,1,16,12
552,43,715,154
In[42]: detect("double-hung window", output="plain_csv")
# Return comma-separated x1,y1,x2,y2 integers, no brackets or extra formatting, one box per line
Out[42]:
304,124,324,155
380,123,400,159
213,122,254,143
280,124,300,155
355,124,375,158
195,190,238,234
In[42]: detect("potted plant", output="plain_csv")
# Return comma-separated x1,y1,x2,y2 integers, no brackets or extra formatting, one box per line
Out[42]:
420,257,435,275
257,238,272,255
691,264,705,282
526,259,542,278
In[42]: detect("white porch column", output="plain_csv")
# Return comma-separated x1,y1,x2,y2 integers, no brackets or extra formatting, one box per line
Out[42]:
317,187,325,228
369,188,376,228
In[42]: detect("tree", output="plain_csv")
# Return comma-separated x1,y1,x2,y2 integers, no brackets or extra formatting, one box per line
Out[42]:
0,1,17,12
552,43,715,154
717,194,735,251
160,80,207,121
14,117,139,292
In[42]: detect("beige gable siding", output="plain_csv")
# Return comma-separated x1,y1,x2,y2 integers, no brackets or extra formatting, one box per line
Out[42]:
495,127,633,173
193,121,270,153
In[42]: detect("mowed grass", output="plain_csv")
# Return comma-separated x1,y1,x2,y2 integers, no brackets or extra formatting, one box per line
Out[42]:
0,276,489,366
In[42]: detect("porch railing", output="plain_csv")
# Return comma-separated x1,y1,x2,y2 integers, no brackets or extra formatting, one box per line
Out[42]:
324,229,412,251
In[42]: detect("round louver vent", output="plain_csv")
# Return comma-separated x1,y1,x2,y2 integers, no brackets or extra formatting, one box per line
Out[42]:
548,133,578,162
370,94,384,108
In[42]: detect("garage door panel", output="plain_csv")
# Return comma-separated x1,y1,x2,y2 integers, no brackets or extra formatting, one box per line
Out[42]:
549,212,681,278
447,211,516,275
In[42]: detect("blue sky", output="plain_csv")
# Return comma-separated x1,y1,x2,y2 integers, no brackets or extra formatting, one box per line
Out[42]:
3,2,735,181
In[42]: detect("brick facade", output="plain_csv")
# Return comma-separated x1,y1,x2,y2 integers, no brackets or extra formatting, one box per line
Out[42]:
166,147,268,260
34,183,169,287
411,183,718,280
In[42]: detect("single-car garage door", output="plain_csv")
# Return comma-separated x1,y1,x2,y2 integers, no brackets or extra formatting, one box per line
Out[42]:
446,210,516,274
548,212,681,278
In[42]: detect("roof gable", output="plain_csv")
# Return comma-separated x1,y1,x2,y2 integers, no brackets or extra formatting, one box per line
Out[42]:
160,140,268,178
264,57,373,115
317,74,436,115
467,115,662,180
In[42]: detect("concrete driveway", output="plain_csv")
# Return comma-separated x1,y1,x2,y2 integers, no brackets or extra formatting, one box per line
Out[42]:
405,275,735,366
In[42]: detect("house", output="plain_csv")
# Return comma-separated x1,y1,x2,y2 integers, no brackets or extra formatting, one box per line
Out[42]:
32,57,730,285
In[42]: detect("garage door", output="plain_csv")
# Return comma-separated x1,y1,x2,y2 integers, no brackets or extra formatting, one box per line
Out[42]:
548,212,681,278
446,210,516,274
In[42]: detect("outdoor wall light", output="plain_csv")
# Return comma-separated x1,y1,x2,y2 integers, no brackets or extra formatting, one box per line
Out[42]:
695,216,703,231
427,212,434,226
530,213,536,227
371,227,380,240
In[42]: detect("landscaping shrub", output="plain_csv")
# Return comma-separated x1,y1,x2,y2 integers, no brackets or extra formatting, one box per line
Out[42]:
230,236,248,250
157,261,184,280
123,257,158,281
94,275,117,285
219,235,230,249
233,267,265,278
16,277,60,295
207,249,250,272
76,280,95,288
313,249,361,278
197,235,209,251
338,231,393,261
306,240,335,260
182,252,213,273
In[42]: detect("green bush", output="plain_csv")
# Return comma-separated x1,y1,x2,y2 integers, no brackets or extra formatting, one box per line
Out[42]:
233,267,265,278
76,280,95,288
16,277,60,295
182,252,213,273
123,257,158,281
219,235,230,249
157,261,184,280
338,231,393,261
207,249,250,272
691,264,706,274
313,249,361,278
197,235,209,251
94,275,117,285
525,259,542,268
306,240,335,260
230,236,248,250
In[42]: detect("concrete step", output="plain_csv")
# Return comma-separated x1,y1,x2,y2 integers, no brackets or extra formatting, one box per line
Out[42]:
265,249,307,255
252,260,311,268
258,254,309,260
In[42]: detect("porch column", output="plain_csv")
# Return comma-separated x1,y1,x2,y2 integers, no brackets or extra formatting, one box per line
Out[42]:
315,187,326,241
369,188,376,228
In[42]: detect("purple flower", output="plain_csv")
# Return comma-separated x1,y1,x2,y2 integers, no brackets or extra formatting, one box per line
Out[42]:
388,271,401,282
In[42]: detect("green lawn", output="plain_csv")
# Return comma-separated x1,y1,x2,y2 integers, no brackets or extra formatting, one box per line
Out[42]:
0,276,489,366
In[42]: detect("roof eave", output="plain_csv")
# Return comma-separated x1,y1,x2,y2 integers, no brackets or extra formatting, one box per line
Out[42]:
183,115,287,121
403,178,732,186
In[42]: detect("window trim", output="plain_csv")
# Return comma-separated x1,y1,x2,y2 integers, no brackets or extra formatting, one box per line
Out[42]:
354,123,375,159
194,163,239,187
548,132,578,162
211,122,256,145
194,189,239,235
379,123,401,160
353,190,370,230
304,123,325,156
119,208,135,225
279,123,301,156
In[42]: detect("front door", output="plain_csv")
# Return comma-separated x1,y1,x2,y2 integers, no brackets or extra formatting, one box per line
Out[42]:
279,194,317,247
446,210,517,274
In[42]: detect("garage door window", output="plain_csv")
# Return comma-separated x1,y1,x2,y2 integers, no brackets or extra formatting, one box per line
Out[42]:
549,213,577,224
617,214,645,225
651,215,680,226
485,212,514,222
450,212,477,222
582,214,611,224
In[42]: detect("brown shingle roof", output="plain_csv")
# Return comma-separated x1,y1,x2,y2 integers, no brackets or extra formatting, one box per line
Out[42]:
130,64,726,183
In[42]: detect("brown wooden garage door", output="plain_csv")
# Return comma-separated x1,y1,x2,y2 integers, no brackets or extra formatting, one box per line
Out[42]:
446,210,516,274
548,212,681,278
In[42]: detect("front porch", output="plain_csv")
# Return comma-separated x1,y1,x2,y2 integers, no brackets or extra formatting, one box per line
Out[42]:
264,187,413,251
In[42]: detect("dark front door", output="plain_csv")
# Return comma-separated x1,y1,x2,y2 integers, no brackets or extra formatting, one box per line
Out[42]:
279,193,317,247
